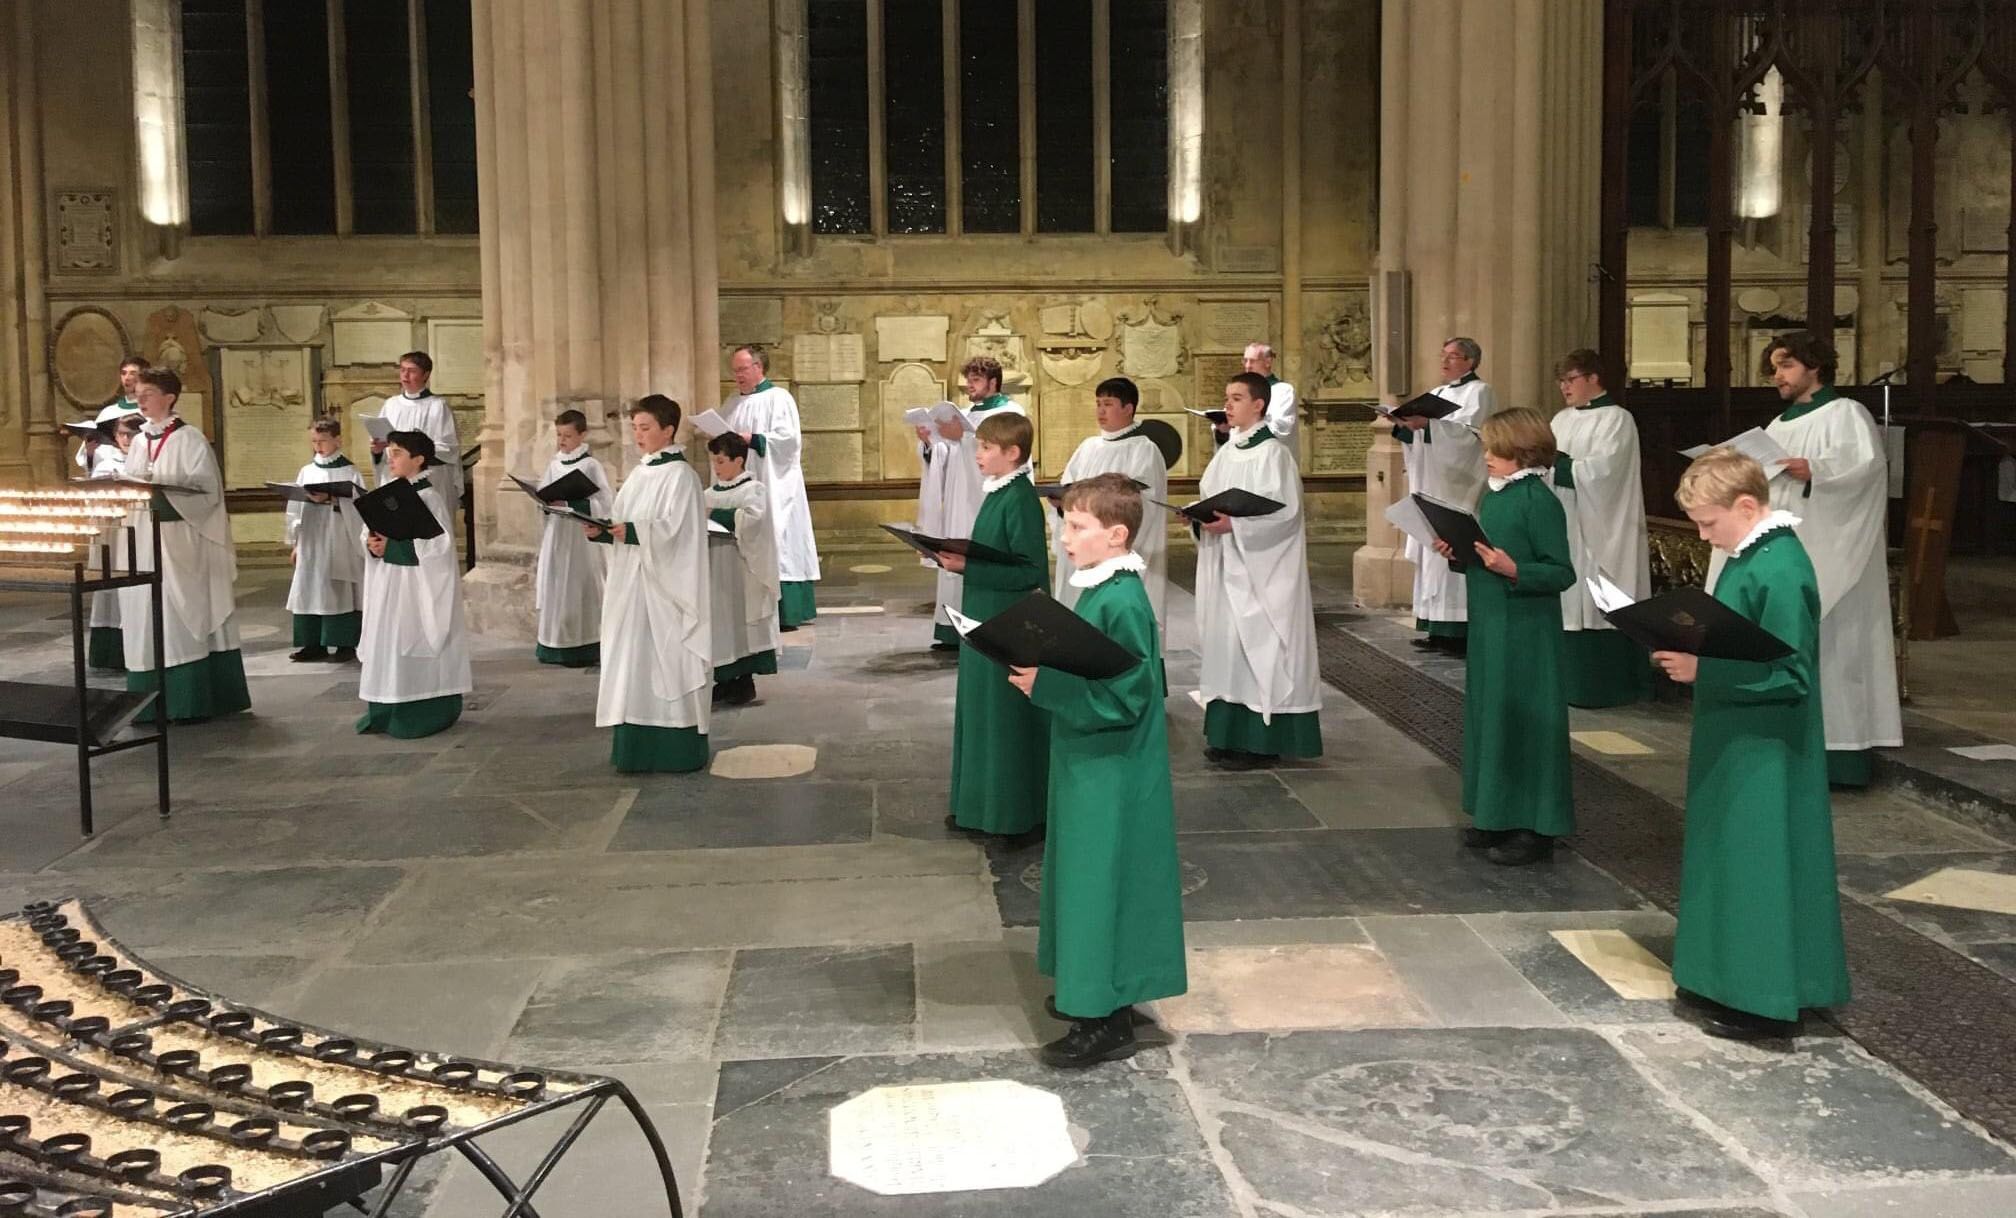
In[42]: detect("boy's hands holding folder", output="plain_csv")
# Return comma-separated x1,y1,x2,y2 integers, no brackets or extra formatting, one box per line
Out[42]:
936,551,967,573
1651,651,1698,684
1007,666,1038,697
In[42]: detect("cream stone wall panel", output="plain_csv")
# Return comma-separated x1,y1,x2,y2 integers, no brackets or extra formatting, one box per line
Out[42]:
217,346,316,490
270,305,328,346
49,305,127,408
146,304,211,425
797,382,863,432
720,296,785,346
792,332,866,383
1036,350,1105,388
199,307,263,345
1197,300,1272,354
802,431,864,483
331,302,417,367
1118,314,1182,380
426,318,486,395
1038,386,1098,474
873,314,949,363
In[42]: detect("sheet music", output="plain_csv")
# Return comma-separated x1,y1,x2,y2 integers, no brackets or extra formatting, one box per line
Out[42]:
1680,427,1789,474
687,409,733,438
1585,572,1636,615
1382,496,1437,549
945,606,981,637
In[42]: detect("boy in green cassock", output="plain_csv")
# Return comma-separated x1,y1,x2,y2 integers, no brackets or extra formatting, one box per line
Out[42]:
936,410,1050,837
1434,407,1576,866
1652,448,1849,1041
1008,472,1186,1068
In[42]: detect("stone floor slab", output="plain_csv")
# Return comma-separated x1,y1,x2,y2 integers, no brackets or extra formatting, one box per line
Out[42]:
1616,1027,2016,1184
713,945,917,1059
1359,914,1569,1027
914,934,1062,1051
1787,1178,2016,1218
1273,766,1468,829
1463,911,1683,1026
1837,852,2016,945
1154,944,1431,1032
613,780,874,851
1172,773,1321,833
1550,928,1678,1001
284,959,546,1061
505,951,734,1066
1883,865,2016,915
1181,1027,1770,1213
65,864,408,956
1181,917,1368,947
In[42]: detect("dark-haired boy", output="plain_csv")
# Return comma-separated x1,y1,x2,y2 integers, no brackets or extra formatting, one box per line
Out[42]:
705,432,781,707
535,409,610,667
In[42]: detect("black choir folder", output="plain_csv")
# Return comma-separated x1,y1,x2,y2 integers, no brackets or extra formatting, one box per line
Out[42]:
880,523,1025,567
1151,488,1285,524
265,480,355,502
509,469,599,503
1380,392,1463,421
1587,576,1792,663
1411,493,1492,570
353,478,446,541
948,591,1142,680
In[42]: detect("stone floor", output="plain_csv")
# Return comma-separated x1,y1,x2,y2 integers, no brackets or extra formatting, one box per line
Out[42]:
0,545,2013,1217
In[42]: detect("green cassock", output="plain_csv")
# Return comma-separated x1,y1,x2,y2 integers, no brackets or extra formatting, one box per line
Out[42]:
1029,569,1188,1018
1461,473,1577,836
948,473,1051,833
1673,523,1851,1020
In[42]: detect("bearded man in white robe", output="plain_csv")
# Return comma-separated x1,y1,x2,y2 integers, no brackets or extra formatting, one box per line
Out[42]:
118,368,250,722
1550,349,1652,707
1394,336,1497,655
722,345,822,630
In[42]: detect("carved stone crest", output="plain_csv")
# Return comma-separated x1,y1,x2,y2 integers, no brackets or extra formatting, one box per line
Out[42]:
1312,299,1373,388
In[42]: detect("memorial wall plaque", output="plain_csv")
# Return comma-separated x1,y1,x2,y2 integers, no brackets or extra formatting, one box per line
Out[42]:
720,296,785,345
1038,387,1097,474
1119,316,1182,379
332,301,416,367
219,347,317,490
793,332,867,383
1309,411,1376,476
880,362,944,480
874,315,949,363
50,306,129,408
54,190,117,272
426,318,486,395
147,305,212,402
799,383,863,431
200,307,263,344
802,431,865,483
271,304,327,344
1198,301,1271,353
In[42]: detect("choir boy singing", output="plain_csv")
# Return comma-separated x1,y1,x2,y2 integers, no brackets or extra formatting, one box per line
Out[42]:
1052,377,1168,629
357,431,470,739
1550,349,1652,707
534,409,611,668
705,432,782,708
286,418,367,664
375,351,462,505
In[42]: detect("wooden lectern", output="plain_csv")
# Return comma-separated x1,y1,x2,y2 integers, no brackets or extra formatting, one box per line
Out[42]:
1894,417,2014,640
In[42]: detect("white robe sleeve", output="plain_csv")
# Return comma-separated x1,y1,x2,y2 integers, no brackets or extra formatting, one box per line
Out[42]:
1267,380,1299,438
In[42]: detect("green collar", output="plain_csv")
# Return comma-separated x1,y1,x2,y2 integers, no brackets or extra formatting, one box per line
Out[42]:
973,392,1012,411
558,449,591,465
113,397,139,412
712,475,752,491
1451,371,1478,387
313,454,353,468
1266,375,1280,387
753,379,775,394
413,476,433,492
1578,392,1617,412
1234,425,1276,449
1778,383,1839,423
645,449,679,466
1101,424,1141,442
401,390,433,401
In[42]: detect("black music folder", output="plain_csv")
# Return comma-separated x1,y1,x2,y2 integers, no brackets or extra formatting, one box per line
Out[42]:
1383,392,1463,421
1591,580,1793,663
947,591,1143,680
510,469,600,503
880,523,1024,567
1412,493,1492,570
265,480,355,502
1151,488,1286,523
353,478,446,541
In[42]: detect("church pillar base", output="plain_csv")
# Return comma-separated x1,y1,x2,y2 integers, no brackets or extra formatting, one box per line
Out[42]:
1352,545,1417,610
462,551,538,643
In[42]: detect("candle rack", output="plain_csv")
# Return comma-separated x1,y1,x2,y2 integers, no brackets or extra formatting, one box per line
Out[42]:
0,900,683,1217
0,487,171,837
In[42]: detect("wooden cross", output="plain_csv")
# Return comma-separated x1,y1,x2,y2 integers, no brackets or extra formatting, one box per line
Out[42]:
1909,484,1946,585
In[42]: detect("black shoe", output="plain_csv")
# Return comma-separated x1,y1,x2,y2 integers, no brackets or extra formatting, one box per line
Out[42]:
1462,827,1513,849
1435,637,1468,657
1700,1003,1799,1041
316,647,355,664
942,814,979,835
1002,823,1047,851
289,647,328,663
1041,1011,1137,1069
1204,746,1273,771
1045,996,1146,1025
717,674,757,706
1409,637,1439,651
1486,830,1555,866
930,641,960,652
780,623,800,633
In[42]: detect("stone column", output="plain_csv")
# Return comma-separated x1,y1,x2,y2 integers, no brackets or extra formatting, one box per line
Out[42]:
462,0,719,638
0,2,56,485
1354,0,1603,607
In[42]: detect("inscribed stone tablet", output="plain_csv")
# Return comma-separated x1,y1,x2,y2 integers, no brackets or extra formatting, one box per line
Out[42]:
802,431,865,483
1309,414,1374,476
874,315,949,363
798,383,863,431
880,362,944,480
331,302,415,367
199,307,263,344
1120,318,1182,380
1199,301,1271,353
50,307,129,408
427,318,486,395
720,296,784,344
829,1081,1077,1196
220,347,316,490
793,333,867,383
1039,387,1097,474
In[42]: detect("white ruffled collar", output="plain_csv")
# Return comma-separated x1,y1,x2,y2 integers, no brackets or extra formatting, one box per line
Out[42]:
1068,551,1147,588
1227,423,1264,446
1731,509,1802,556
982,470,1027,495
1487,466,1547,492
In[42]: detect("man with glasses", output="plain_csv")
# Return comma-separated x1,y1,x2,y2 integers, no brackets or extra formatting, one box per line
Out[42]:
1392,337,1496,655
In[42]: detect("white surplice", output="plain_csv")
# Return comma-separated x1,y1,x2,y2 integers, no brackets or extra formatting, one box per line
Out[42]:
596,451,711,732
721,382,822,585
925,402,1024,631
704,474,781,667
1754,390,1902,751
357,478,470,704
1196,425,1322,720
1551,397,1649,630
285,456,367,617
1399,374,1496,625
1051,427,1169,628
1266,378,1299,439
119,419,241,670
376,391,462,503
87,446,126,632
534,447,611,651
